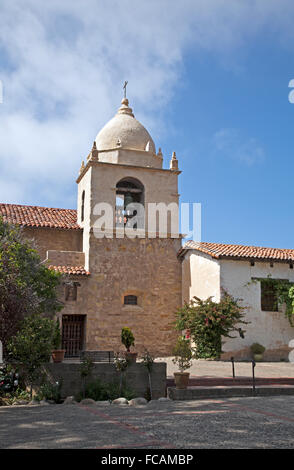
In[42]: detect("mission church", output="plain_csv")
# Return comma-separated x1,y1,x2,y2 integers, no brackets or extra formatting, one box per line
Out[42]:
1,93,294,361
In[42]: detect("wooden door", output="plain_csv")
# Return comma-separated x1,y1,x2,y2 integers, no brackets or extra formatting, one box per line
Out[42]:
62,315,85,357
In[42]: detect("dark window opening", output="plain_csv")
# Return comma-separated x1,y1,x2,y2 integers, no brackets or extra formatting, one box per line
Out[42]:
124,295,138,305
260,280,279,312
81,190,85,222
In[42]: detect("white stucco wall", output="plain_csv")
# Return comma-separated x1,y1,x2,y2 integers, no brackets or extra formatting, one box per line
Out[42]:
182,250,220,304
220,259,294,360
184,250,294,360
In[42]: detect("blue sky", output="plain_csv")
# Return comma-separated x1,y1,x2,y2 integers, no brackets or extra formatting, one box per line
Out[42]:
0,1,294,248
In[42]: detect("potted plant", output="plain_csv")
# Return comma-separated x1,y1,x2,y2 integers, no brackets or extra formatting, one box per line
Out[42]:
172,335,193,389
121,327,137,363
51,319,66,363
250,343,265,362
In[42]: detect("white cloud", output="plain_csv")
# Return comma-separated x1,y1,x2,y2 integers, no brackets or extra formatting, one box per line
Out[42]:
213,128,265,166
0,0,293,205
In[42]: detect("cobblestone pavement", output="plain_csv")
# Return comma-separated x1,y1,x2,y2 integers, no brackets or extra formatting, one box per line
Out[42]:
1,395,294,449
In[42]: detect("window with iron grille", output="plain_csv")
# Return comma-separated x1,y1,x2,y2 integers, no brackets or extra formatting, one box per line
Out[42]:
62,315,85,357
124,295,138,305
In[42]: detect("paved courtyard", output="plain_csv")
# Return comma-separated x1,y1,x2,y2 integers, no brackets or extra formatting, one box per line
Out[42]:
156,358,294,378
1,395,294,449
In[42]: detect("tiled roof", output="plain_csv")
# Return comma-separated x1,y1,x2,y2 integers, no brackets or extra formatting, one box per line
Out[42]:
180,241,294,262
48,265,90,276
0,203,80,230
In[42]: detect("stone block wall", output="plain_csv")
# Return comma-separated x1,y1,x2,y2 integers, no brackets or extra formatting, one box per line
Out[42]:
42,362,167,399
22,217,182,357
83,236,182,356
23,227,83,261
46,250,85,267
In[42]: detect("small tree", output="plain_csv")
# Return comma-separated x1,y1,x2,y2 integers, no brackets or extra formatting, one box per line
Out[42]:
79,357,94,399
114,352,129,396
7,314,56,398
172,336,192,372
141,348,155,400
0,218,62,356
52,318,62,350
121,327,135,352
175,290,248,360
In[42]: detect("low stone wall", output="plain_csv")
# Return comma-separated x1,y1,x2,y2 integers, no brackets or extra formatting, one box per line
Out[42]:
80,350,114,362
41,362,166,399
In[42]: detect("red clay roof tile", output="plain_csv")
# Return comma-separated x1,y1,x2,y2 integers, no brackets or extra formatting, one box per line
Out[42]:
180,241,294,262
0,203,80,230
48,265,90,276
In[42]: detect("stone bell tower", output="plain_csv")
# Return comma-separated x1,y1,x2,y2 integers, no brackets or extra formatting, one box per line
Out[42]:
76,92,182,355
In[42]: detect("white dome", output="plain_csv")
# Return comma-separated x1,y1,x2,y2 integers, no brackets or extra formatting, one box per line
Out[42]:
95,98,156,154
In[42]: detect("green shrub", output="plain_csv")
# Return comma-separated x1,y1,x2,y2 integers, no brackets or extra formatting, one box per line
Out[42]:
121,327,135,352
12,388,31,402
7,313,57,398
250,343,265,355
175,291,248,360
35,379,63,403
76,378,135,402
80,378,107,401
107,381,135,401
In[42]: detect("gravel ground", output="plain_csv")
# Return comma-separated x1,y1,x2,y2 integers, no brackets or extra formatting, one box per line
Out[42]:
1,395,294,449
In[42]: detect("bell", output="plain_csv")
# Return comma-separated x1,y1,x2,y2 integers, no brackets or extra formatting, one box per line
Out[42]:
124,192,133,210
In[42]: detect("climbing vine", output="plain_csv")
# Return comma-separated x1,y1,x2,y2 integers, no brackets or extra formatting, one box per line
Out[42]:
248,276,294,326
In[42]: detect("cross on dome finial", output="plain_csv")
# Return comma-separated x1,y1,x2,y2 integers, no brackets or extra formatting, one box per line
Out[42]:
123,80,128,99
118,81,134,117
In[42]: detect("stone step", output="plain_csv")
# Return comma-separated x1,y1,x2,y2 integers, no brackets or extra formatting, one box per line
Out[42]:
167,385,294,400
166,377,294,387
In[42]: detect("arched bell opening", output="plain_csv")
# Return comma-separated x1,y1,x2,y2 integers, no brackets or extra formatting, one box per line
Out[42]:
115,177,144,229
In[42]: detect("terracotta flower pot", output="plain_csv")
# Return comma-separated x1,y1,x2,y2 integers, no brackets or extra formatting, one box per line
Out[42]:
125,352,137,364
52,350,66,363
174,372,190,389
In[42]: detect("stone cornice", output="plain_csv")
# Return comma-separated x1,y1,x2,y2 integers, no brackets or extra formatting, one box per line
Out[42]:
76,160,181,184
88,226,184,239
